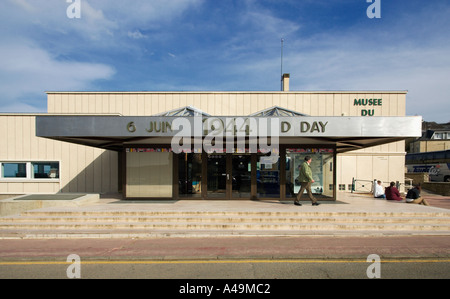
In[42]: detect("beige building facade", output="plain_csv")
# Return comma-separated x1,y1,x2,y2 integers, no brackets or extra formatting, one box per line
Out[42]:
0,85,422,200
411,140,450,153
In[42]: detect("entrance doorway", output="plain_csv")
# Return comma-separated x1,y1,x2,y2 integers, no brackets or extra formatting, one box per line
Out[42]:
207,154,228,198
206,153,253,199
232,154,252,198
178,153,202,198
174,148,336,200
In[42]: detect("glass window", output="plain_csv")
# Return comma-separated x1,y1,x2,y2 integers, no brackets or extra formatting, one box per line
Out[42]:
178,153,202,198
207,154,227,198
257,154,280,198
2,163,27,178
232,154,252,198
286,148,334,198
32,162,59,179
434,133,442,139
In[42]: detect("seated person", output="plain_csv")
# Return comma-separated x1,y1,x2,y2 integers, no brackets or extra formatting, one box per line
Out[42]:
385,182,402,201
405,184,429,206
374,180,385,198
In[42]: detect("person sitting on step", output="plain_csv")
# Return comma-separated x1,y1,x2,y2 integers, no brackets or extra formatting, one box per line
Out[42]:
374,180,386,199
405,184,429,206
385,182,402,201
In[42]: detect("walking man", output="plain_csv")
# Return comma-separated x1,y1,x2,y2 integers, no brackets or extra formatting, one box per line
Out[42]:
295,156,320,206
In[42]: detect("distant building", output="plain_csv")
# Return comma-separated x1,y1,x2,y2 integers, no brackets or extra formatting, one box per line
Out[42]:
409,122,450,153
406,122,450,182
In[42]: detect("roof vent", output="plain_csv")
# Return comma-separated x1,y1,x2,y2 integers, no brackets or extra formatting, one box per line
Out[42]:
282,73,290,91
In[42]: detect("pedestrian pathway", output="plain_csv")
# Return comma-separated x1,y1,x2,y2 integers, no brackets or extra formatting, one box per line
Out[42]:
419,190,450,209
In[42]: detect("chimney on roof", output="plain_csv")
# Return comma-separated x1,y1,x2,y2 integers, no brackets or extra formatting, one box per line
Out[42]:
282,73,290,91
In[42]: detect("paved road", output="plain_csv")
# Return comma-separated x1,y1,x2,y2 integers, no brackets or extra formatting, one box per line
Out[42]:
0,235,449,280
1,235,449,260
1,258,449,279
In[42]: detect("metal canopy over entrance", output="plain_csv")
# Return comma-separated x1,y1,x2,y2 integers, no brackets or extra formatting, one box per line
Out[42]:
35,106,422,200
36,108,422,154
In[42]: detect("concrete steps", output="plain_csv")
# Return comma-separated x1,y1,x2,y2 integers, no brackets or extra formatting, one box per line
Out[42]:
1,210,449,238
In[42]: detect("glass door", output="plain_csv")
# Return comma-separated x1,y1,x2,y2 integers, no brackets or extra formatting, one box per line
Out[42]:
207,154,229,198
257,154,280,198
205,153,281,199
232,154,252,198
178,153,202,198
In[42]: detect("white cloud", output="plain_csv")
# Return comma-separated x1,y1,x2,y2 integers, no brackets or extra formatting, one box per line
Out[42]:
128,30,146,39
11,0,35,12
0,0,203,111
0,42,115,109
2,0,203,50
97,0,203,26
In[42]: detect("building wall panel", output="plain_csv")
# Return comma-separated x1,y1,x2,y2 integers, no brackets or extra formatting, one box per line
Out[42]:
0,114,119,194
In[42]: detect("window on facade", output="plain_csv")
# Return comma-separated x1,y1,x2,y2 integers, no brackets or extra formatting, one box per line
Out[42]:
286,148,334,198
32,162,59,179
0,162,59,180
178,153,202,198
257,154,280,198
2,163,27,178
434,133,442,139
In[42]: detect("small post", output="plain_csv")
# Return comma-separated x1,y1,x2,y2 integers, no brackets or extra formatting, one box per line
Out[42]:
280,38,284,91
351,177,355,193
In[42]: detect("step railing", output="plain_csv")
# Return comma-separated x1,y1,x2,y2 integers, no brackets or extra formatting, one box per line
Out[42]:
352,178,413,194
351,178,374,193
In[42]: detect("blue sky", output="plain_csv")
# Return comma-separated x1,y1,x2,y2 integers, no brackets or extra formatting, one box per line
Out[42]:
0,0,449,122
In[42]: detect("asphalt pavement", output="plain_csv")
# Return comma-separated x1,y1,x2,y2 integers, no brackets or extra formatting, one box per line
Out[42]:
0,235,449,262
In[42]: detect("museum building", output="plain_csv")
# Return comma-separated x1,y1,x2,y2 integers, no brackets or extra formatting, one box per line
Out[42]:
0,75,422,200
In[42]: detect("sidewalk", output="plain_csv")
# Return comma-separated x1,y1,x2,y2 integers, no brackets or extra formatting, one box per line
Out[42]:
19,190,450,214
420,189,450,209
